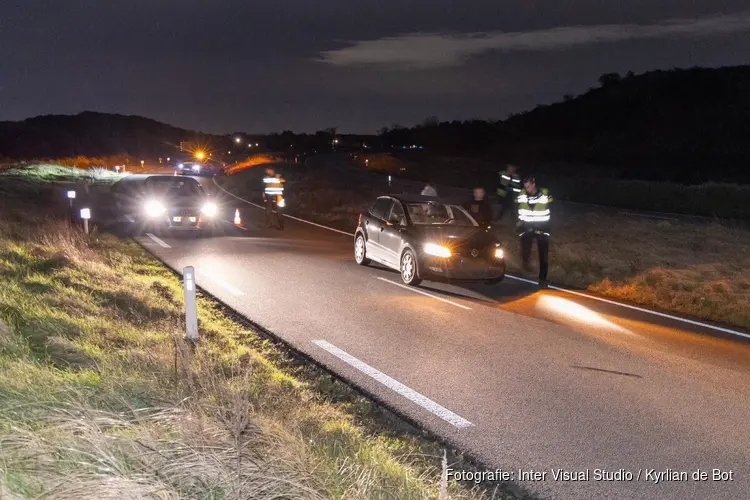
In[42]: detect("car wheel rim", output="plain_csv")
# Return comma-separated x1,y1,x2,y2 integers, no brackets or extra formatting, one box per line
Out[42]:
402,253,414,281
355,237,365,262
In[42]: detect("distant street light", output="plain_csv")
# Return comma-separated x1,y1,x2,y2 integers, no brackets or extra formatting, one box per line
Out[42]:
255,143,259,147
235,137,242,144
195,151,206,160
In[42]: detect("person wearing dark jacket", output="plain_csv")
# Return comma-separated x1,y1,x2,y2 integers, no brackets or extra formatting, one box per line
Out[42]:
464,187,493,227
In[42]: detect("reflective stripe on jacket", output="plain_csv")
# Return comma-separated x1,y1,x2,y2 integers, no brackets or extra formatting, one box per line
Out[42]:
263,176,285,195
516,188,552,225
497,170,522,198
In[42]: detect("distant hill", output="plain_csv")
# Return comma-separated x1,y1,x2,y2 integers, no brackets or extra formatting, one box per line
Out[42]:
0,111,222,159
380,66,750,183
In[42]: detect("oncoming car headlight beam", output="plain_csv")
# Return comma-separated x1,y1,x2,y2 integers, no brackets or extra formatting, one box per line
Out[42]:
144,200,167,217
201,202,218,216
424,242,451,258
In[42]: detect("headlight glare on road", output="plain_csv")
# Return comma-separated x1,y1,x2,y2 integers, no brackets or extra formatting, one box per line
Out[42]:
424,242,451,258
494,248,504,259
144,200,167,217
201,202,217,216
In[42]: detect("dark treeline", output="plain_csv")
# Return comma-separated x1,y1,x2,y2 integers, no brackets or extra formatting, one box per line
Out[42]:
378,66,750,184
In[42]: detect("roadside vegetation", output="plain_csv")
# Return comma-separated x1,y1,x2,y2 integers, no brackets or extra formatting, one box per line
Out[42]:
219,164,750,330
362,153,750,218
0,176,509,499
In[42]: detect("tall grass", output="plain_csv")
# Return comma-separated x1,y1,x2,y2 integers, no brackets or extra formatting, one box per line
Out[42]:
0,197,504,500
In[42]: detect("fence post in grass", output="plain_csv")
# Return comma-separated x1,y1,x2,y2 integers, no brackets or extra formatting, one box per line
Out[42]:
183,266,198,345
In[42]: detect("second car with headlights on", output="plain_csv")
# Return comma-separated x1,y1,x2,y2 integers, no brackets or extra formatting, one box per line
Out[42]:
353,195,506,286
111,175,219,234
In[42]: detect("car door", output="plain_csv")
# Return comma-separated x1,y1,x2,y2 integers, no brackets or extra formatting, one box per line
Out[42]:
380,199,406,268
363,197,392,263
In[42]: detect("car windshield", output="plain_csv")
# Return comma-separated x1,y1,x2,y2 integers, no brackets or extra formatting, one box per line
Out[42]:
405,202,477,226
145,178,202,196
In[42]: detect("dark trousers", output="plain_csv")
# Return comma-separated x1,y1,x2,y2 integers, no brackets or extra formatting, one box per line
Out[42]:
265,197,275,226
521,231,549,281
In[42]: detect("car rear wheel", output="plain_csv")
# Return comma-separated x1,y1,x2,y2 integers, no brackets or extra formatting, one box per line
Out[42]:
354,234,370,265
400,249,421,286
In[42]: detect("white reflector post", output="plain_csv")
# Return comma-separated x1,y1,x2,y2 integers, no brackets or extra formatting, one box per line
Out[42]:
67,190,76,199
80,208,91,234
388,175,391,187
183,266,198,343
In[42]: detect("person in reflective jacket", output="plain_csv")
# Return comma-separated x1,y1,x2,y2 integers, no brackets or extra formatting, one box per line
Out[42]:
262,168,285,228
516,176,552,288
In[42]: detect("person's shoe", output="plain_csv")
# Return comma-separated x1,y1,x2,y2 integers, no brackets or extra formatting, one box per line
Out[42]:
538,280,549,289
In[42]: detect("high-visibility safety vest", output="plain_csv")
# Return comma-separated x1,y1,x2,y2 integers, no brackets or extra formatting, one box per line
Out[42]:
516,188,552,225
497,170,522,198
263,176,285,195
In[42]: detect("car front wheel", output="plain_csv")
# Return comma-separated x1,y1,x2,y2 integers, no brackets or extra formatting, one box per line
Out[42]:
354,234,370,265
400,249,421,286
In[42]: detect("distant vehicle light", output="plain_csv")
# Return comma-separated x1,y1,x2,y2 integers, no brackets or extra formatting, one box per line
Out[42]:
144,200,167,217
192,164,201,172
494,248,504,259
424,243,451,258
201,202,217,216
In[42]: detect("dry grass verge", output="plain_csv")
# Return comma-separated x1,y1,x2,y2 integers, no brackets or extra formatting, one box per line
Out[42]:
219,166,750,329
0,189,513,499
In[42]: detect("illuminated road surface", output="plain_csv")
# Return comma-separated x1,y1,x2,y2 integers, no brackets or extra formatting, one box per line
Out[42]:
122,167,750,500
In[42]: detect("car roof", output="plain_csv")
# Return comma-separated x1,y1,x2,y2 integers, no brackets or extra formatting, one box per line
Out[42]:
379,194,465,204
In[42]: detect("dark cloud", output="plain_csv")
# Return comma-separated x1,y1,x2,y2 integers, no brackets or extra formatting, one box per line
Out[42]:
1,1,748,133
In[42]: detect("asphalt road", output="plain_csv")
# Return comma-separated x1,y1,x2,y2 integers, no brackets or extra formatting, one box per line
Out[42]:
109,168,750,500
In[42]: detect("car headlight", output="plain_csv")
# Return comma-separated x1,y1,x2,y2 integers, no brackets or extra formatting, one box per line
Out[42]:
144,200,167,217
192,164,201,171
277,198,285,208
424,242,451,258
201,202,217,216
494,248,504,259
178,163,184,169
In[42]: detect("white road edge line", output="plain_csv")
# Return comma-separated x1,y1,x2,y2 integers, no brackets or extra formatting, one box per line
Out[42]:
213,179,352,236
312,340,474,428
145,233,171,248
214,177,750,340
377,277,471,310
124,215,135,223
506,275,750,340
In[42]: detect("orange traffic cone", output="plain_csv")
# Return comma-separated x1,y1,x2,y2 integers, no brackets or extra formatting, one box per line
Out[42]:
234,209,241,225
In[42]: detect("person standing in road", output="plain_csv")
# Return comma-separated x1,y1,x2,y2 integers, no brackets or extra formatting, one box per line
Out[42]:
421,180,438,197
516,176,553,288
262,167,285,228
464,186,493,227
496,164,522,221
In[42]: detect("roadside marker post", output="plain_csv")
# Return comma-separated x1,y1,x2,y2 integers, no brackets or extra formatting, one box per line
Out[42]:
388,175,391,188
80,208,91,235
67,190,76,209
183,266,198,345
234,208,242,225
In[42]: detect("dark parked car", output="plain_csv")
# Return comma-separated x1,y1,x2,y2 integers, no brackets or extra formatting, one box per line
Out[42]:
354,195,506,285
111,175,219,234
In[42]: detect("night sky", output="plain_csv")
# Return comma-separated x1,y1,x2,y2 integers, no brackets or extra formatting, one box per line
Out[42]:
1,1,748,134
